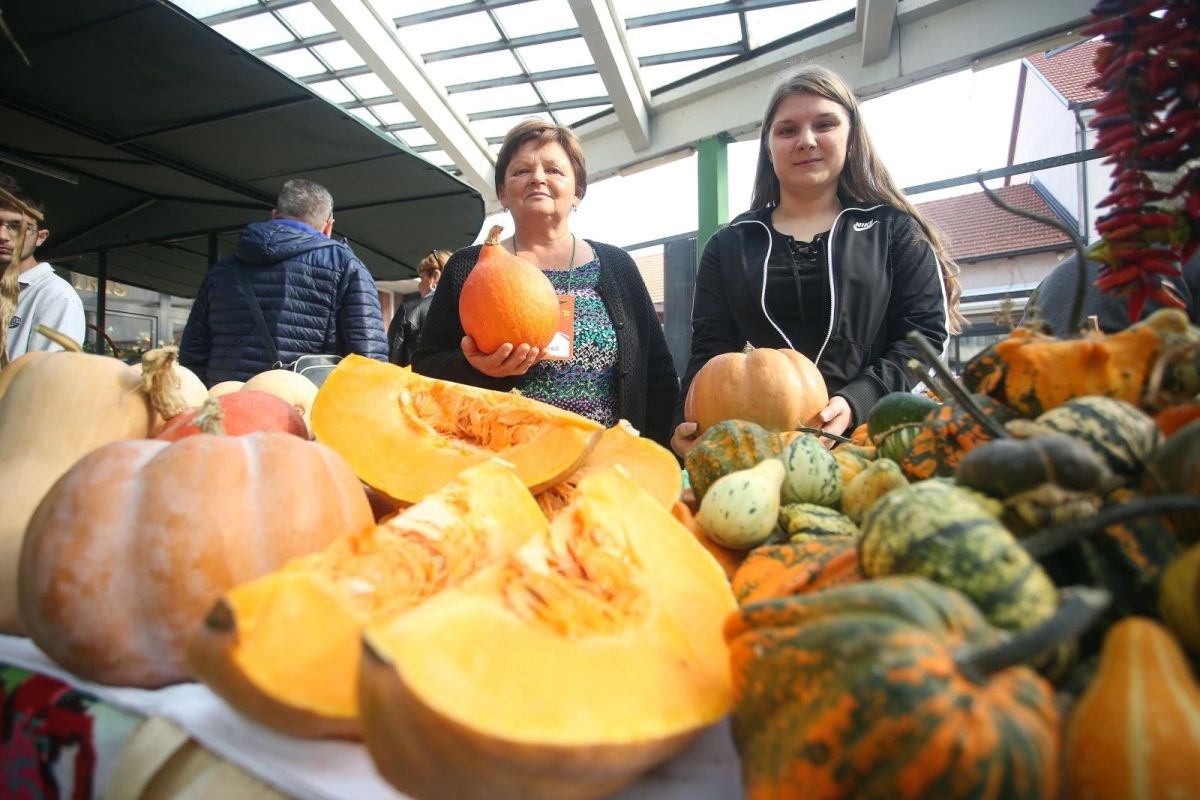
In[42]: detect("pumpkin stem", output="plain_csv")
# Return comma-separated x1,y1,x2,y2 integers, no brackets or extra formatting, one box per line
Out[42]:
977,177,1091,336
194,397,226,435
906,357,947,403
741,342,755,355
1143,340,1200,411
33,324,83,352
1021,494,1200,559
956,586,1110,682
905,330,1009,440
484,225,504,246
140,346,188,421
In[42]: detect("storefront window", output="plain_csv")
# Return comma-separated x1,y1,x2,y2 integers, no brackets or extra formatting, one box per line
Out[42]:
83,310,157,364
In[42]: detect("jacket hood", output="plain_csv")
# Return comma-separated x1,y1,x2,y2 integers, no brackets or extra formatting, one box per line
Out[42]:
235,219,336,266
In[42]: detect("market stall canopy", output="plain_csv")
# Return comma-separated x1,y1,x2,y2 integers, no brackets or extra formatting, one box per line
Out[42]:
0,0,484,298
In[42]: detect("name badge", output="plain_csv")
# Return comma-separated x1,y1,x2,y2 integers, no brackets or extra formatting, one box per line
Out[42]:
542,294,575,361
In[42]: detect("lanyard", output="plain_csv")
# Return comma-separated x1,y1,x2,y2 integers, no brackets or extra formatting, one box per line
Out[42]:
513,232,577,294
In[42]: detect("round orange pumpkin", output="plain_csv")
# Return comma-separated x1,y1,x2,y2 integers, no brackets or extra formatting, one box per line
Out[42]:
459,225,558,354
157,392,308,441
684,345,828,434
18,432,374,688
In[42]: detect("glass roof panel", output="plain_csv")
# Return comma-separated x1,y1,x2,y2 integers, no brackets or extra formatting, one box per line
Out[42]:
492,0,578,38
746,1,856,48
425,51,524,88
371,102,416,126
615,0,704,14
172,0,255,16
626,15,741,58
342,73,392,100
534,73,608,103
275,4,336,39
346,107,379,125
311,40,366,70
400,128,437,148
397,12,501,53
555,105,611,126
379,0,451,17
641,56,735,91
455,83,542,115
261,49,326,78
473,112,555,140
420,149,453,169
213,14,295,50
308,79,355,105
516,38,593,72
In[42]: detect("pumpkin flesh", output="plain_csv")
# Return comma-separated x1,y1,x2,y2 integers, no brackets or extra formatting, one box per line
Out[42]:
358,468,735,800
311,355,601,504
187,461,546,738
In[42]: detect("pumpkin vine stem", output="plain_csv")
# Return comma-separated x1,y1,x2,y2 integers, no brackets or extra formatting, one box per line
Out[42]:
33,324,82,353
1021,494,1200,560
976,178,1091,336
905,330,1009,440
956,586,1110,683
796,427,853,445
907,357,948,403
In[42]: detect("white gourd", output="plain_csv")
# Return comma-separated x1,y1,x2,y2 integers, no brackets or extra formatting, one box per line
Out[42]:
696,459,785,551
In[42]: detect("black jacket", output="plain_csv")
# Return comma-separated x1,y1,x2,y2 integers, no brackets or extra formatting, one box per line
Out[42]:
412,240,679,448
678,205,950,427
388,292,434,366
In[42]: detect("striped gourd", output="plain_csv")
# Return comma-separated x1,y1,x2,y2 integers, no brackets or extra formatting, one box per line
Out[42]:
779,434,841,507
727,577,1060,800
685,419,782,501
730,535,861,605
1018,396,1160,482
899,396,1017,481
841,458,909,524
1065,617,1200,800
867,392,939,463
859,481,1058,632
778,503,858,539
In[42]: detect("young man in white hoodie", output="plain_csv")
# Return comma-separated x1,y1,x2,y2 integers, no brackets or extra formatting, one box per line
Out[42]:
0,173,86,359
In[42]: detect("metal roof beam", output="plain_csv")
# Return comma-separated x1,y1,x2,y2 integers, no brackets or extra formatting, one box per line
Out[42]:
311,0,497,203
858,0,898,66
568,0,650,151
575,0,1094,181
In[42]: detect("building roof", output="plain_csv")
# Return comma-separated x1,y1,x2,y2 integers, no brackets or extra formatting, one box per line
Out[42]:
1025,40,1105,105
634,250,666,305
917,183,1073,262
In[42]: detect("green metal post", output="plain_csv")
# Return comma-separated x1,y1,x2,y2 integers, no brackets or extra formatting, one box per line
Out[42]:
696,134,729,253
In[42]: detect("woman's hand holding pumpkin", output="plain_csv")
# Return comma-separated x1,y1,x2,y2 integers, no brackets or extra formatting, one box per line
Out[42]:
816,395,852,448
670,421,700,458
462,336,541,377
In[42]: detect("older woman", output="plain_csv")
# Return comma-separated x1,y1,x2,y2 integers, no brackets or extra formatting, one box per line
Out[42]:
412,119,678,448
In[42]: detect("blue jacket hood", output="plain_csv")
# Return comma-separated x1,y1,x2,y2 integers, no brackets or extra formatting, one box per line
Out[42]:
236,219,334,266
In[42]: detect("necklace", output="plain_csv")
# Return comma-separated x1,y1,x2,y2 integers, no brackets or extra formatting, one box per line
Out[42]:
512,232,578,293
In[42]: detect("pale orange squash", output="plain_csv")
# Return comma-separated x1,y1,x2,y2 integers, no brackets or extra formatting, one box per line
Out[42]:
358,468,736,800
684,345,828,434
242,369,318,432
18,432,373,687
535,419,682,518
311,355,601,504
459,225,559,354
1064,616,1200,799
187,460,546,739
0,347,196,634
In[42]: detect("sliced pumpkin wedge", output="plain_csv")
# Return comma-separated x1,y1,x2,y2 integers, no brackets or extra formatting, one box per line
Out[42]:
311,355,602,503
187,460,547,739
535,419,682,518
358,467,736,800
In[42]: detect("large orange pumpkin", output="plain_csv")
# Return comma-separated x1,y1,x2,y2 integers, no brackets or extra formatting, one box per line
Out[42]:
0,347,201,634
684,345,828,434
459,225,559,354
18,432,373,688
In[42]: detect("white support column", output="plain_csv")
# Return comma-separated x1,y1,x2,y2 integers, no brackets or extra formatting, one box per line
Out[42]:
312,0,498,203
858,0,898,66
567,0,651,152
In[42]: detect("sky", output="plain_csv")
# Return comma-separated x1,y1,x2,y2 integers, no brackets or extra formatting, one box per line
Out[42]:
474,60,1023,251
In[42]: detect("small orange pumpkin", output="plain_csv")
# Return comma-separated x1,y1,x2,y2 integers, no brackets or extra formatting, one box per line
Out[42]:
459,225,558,354
684,344,828,434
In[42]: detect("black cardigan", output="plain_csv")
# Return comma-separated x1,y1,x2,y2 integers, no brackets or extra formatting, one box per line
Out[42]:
412,239,679,448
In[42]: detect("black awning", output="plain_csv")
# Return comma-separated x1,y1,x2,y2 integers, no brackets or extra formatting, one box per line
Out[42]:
0,1,484,297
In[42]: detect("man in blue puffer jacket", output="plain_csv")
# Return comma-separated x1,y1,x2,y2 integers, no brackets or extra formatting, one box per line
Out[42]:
179,179,389,385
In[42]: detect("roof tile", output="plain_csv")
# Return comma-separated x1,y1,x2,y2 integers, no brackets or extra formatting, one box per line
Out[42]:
1025,40,1105,105
916,183,1073,262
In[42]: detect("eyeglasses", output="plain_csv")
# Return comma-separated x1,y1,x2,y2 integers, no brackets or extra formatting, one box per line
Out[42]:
0,220,39,237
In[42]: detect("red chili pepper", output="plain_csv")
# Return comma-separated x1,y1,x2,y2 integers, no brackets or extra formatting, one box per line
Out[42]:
1149,284,1187,310
1095,265,1142,290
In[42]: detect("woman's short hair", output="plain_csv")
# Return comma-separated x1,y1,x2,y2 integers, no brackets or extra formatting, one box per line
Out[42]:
494,119,588,200
417,250,451,275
